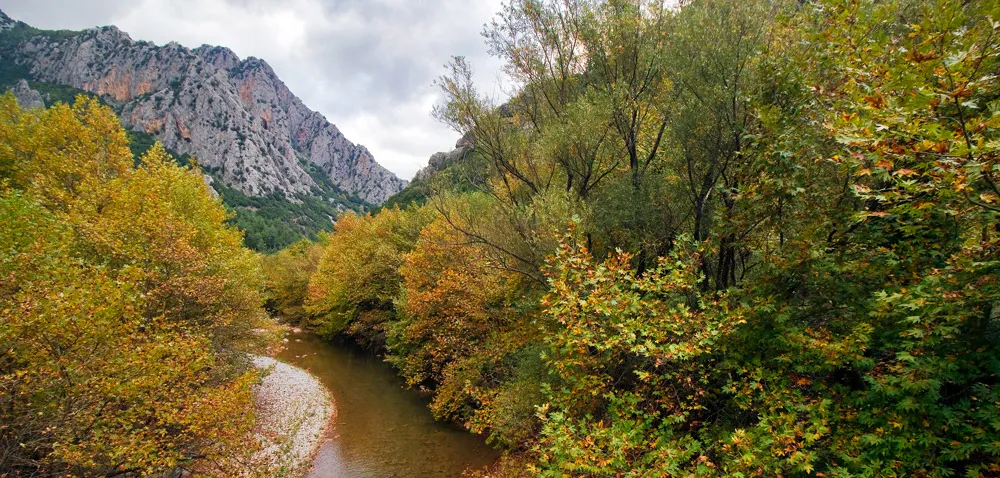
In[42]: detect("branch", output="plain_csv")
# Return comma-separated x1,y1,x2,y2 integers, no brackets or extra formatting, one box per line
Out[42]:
964,190,1000,213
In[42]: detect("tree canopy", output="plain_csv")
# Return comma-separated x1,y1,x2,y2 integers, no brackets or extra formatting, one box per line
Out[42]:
0,95,275,476
255,0,1000,475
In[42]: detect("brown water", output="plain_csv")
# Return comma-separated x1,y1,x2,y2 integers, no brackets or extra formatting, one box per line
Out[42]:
277,333,499,478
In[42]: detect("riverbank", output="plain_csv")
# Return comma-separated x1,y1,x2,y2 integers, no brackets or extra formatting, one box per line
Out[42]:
251,355,334,477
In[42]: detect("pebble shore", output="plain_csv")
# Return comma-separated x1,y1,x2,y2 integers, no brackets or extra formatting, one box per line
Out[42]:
251,355,334,477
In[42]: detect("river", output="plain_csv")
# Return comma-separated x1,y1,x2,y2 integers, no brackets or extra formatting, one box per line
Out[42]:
277,333,500,477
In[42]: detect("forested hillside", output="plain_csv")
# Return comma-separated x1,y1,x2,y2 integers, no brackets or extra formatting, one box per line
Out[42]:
0,95,276,475
266,0,1000,475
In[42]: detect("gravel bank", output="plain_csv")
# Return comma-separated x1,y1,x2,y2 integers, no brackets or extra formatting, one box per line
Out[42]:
252,355,334,477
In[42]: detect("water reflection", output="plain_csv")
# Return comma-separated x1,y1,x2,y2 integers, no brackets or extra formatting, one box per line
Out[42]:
277,333,499,477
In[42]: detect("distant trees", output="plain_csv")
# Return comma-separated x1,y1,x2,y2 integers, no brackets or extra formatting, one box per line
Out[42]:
304,207,434,346
263,234,329,324
205,178,358,254
285,200,545,448
0,95,274,476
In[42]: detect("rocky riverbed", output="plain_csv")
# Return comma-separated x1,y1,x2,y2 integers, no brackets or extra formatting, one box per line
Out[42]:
252,355,334,477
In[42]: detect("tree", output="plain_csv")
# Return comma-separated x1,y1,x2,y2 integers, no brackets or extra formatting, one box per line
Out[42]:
263,235,329,325
534,230,740,475
265,0,1000,475
391,216,507,388
0,95,273,475
306,206,434,345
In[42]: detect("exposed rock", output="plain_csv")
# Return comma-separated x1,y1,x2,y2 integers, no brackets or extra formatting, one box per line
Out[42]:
251,355,333,477
413,142,472,182
2,13,406,204
202,174,220,199
498,102,513,118
0,10,14,31
456,131,476,149
8,79,44,109
193,45,240,71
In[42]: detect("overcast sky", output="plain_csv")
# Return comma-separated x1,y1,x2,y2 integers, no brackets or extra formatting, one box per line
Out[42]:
0,0,509,179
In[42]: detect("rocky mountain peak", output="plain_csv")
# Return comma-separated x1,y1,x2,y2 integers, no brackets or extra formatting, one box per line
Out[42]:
455,131,476,149
240,57,276,75
83,25,133,44
413,132,475,183
194,45,240,71
2,13,406,204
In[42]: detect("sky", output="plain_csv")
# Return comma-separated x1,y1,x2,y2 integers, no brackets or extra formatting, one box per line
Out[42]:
0,0,510,180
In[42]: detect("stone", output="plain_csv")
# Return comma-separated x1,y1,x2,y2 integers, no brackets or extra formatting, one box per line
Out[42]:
8,79,44,109
412,142,472,182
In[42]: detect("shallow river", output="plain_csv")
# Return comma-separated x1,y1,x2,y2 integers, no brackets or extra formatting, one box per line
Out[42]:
277,333,499,477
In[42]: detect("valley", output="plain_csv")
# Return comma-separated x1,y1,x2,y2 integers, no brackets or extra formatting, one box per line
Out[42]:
2,0,999,477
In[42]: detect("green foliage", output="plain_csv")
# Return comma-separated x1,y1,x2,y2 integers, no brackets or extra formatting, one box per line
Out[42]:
0,23,85,94
382,149,488,211
213,180,345,253
29,81,101,107
533,232,737,475
305,206,435,345
260,0,1000,475
262,235,328,324
382,175,433,209
528,0,1000,475
126,129,189,166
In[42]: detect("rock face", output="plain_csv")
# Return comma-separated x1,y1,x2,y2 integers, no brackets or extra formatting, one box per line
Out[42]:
413,132,475,182
8,79,44,109
3,15,405,203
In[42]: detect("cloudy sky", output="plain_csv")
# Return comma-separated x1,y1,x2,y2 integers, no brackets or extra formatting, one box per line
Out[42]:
1,0,510,179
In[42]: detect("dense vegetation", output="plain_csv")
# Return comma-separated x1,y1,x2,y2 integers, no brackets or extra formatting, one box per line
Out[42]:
210,179,360,253
265,0,1000,475
381,149,488,211
0,95,276,475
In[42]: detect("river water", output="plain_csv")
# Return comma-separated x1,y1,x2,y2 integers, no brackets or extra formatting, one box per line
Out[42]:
277,333,500,477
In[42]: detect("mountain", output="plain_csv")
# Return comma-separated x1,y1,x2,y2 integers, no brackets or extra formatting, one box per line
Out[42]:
0,10,14,31
0,10,407,250
382,132,483,210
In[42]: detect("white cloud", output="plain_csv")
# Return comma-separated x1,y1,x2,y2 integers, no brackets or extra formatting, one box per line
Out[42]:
0,0,509,179
340,91,457,178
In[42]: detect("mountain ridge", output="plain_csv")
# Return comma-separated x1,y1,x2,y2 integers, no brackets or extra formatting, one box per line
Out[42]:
0,11,406,205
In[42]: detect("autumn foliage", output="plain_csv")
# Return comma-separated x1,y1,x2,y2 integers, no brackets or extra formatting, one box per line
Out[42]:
0,96,272,476
273,0,1000,475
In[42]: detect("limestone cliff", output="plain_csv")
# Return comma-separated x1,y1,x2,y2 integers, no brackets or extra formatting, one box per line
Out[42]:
1,14,406,204
7,79,43,109
412,131,476,182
